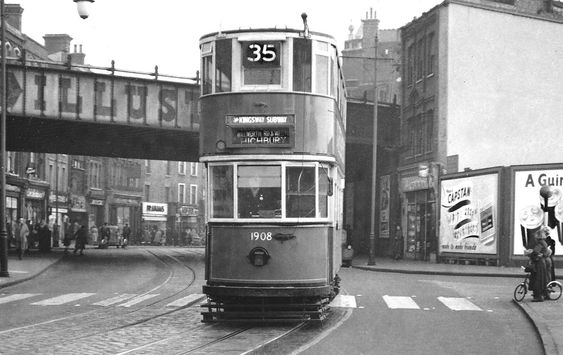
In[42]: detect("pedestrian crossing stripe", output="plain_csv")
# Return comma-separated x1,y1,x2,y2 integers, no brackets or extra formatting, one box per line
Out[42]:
0,293,41,304
165,294,206,308
31,293,96,306
117,294,159,307
437,297,483,311
93,294,137,307
329,294,357,308
383,295,420,309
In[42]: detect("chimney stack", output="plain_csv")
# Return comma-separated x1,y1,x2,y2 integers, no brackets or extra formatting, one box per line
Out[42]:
5,4,23,31
43,34,73,55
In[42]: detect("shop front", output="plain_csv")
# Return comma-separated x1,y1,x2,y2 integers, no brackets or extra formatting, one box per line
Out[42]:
141,202,168,245
69,194,88,228
109,196,141,234
25,181,49,225
5,175,25,247
399,166,437,261
177,204,203,245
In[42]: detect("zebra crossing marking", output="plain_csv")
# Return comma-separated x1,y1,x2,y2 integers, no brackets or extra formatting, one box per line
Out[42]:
0,293,41,305
383,295,420,309
437,297,483,311
31,293,96,306
93,294,137,307
117,294,159,307
329,294,357,308
165,293,206,308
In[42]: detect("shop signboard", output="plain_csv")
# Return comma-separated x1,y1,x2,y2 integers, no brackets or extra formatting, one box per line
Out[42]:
439,173,498,255
142,202,168,216
513,168,563,256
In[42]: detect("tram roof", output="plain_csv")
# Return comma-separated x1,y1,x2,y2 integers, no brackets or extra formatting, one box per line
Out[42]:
199,28,336,44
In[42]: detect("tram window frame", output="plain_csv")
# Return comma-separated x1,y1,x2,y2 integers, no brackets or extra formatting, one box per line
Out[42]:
286,165,317,218
313,41,331,95
241,40,283,87
293,37,312,93
215,39,232,93
201,41,213,95
209,165,234,219
208,161,333,222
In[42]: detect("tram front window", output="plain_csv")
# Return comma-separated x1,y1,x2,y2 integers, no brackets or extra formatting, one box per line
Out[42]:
238,166,281,218
286,166,316,218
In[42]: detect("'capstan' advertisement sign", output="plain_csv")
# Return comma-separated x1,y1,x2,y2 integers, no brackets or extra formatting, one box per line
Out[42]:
439,173,498,255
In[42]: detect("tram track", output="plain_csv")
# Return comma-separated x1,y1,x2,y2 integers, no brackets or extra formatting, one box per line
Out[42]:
0,248,204,354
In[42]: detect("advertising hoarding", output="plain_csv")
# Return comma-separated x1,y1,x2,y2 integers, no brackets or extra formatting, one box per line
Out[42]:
513,169,563,256
439,173,498,255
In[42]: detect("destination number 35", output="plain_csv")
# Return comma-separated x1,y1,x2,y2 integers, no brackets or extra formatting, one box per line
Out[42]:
250,232,272,241
247,44,276,62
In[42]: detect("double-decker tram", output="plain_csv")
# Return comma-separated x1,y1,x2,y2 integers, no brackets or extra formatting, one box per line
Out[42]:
199,26,347,322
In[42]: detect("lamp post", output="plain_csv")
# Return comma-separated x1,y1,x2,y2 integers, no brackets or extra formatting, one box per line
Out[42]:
0,0,94,278
367,35,379,265
0,0,9,277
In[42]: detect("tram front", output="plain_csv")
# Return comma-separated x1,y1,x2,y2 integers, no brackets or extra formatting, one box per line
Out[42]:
198,27,347,322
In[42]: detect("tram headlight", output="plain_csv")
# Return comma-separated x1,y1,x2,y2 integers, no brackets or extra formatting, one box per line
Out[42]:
216,140,226,151
248,247,270,267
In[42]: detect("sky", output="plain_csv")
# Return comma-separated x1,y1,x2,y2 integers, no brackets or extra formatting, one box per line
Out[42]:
14,0,442,80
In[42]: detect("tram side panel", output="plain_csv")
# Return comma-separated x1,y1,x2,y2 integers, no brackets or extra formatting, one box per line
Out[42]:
208,225,331,287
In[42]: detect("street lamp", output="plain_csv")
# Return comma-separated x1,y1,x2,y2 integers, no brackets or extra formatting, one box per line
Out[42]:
74,0,94,19
1,0,93,278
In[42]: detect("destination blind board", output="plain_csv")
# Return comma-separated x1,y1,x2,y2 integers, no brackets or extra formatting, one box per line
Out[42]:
225,115,294,147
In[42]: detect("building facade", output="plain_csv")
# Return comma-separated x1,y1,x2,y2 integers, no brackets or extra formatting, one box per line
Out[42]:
143,160,206,245
399,0,563,261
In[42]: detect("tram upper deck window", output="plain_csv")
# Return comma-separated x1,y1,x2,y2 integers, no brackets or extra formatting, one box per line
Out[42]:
238,165,281,218
315,41,331,95
201,42,213,95
215,39,232,92
293,38,312,92
210,165,233,218
242,41,282,85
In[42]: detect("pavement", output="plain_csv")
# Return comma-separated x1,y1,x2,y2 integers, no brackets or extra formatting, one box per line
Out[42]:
1,250,561,354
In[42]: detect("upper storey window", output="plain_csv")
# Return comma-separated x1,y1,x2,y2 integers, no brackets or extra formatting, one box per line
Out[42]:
242,41,282,85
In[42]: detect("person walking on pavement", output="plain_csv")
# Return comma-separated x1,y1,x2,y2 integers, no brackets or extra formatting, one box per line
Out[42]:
37,219,51,252
525,227,550,302
546,230,556,282
122,223,131,245
393,225,404,260
15,217,29,260
73,225,87,256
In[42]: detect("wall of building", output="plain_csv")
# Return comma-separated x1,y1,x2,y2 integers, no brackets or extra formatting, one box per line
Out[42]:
443,3,563,170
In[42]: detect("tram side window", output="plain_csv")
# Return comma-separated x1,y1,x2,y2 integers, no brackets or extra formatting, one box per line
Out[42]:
242,41,281,85
211,165,233,218
315,41,329,95
215,39,232,92
293,38,311,92
318,166,330,218
201,42,213,95
238,166,281,218
286,166,316,218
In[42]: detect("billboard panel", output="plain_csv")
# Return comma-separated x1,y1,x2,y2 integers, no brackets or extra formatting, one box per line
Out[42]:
439,173,498,255
513,169,563,256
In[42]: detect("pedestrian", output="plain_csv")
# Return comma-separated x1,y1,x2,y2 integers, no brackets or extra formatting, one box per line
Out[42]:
37,219,51,252
393,225,404,260
90,225,98,245
73,225,87,256
525,227,550,302
546,230,556,282
52,224,60,248
122,223,131,245
15,218,29,260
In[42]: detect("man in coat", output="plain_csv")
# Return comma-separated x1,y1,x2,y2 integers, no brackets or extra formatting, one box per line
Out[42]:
15,218,29,260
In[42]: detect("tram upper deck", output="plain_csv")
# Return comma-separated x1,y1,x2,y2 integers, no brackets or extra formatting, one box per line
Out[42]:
198,28,347,160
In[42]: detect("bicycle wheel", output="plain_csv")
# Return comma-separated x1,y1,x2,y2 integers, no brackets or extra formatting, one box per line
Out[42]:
513,283,527,302
547,281,562,300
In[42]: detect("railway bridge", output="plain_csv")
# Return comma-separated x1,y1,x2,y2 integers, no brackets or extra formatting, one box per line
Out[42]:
3,60,200,161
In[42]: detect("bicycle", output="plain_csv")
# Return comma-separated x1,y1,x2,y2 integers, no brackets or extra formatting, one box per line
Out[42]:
513,266,562,302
